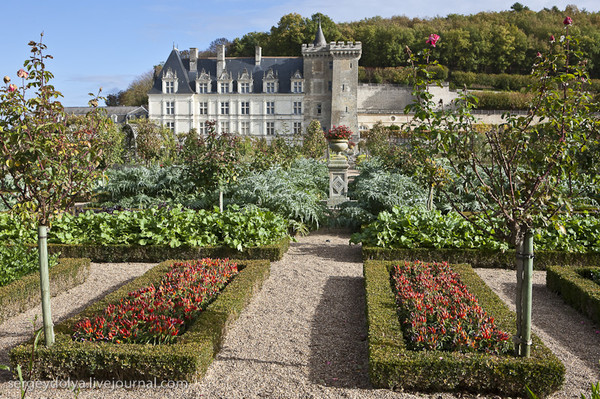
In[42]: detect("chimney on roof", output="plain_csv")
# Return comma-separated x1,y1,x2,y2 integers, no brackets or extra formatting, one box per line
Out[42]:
217,44,226,77
190,47,198,71
255,46,262,66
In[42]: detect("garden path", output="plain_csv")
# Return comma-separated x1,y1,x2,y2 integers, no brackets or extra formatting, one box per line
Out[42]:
0,232,597,398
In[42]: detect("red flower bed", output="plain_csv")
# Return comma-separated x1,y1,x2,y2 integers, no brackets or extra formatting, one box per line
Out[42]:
392,260,511,355
73,258,238,345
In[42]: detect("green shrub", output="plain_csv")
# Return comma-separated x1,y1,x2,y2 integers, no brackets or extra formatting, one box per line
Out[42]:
353,205,600,254
0,206,289,251
92,165,195,208
363,246,600,270
0,241,59,287
546,266,600,325
227,158,329,230
10,259,270,382
471,91,534,110
0,258,90,325
364,260,564,395
43,237,289,263
450,71,536,91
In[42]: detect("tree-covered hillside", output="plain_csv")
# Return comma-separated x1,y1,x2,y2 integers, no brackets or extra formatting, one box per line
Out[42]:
228,6,600,78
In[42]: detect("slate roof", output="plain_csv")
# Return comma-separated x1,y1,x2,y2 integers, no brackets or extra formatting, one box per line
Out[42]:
149,49,304,95
64,106,148,123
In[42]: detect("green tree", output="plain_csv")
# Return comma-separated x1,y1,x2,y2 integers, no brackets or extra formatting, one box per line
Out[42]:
301,120,327,159
181,121,245,210
0,35,109,346
406,20,600,357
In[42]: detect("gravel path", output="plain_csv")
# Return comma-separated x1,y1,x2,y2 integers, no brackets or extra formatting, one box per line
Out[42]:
0,232,598,398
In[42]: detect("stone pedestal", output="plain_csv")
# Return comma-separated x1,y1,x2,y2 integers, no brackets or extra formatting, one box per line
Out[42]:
327,154,349,208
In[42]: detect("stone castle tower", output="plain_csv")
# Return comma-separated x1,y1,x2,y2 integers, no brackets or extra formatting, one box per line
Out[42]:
302,21,362,136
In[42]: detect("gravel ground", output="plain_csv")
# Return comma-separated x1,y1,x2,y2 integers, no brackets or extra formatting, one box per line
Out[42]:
0,232,598,398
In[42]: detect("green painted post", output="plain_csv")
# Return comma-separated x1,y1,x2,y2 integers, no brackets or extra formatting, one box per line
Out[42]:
38,225,55,347
521,229,534,357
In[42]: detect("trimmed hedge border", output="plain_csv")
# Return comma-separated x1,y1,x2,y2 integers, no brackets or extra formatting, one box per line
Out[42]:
0,258,90,325
364,260,564,396
40,237,290,263
363,246,600,270
547,265,600,325
10,258,270,381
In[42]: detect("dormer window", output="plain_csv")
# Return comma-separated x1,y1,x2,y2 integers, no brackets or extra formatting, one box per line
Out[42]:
263,69,278,93
217,70,233,94
198,82,209,93
291,70,304,93
237,69,253,94
220,82,231,93
162,68,178,94
196,69,211,94
292,81,303,93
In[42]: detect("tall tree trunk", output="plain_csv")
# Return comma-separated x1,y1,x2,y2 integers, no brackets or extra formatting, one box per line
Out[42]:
38,225,55,347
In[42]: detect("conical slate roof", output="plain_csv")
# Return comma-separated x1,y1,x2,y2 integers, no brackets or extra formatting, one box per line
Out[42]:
313,20,327,47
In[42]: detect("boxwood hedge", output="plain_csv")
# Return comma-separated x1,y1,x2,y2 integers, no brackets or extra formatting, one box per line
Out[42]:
364,260,564,396
546,265,600,325
0,258,90,325
39,236,289,263
363,246,600,270
10,258,271,381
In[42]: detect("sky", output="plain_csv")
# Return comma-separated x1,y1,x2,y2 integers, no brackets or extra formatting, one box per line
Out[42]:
1,0,598,106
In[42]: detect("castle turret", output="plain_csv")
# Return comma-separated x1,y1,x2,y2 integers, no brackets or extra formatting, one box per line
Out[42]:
314,19,327,47
302,21,361,136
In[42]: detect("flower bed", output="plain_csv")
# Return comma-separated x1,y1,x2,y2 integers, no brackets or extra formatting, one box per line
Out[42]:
73,259,238,345
393,261,510,354
364,260,564,396
546,265,600,325
10,258,271,381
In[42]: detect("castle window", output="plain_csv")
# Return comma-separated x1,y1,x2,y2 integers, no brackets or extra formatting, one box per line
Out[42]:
293,81,303,93
293,122,302,135
221,121,230,133
293,101,302,115
198,123,206,135
199,102,208,115
165,121,174,132
329,61,333,69
220,82,230,93
240,101,250,115
165,81,174,94
241,121,250,135
316,103,322,115
220,102,229,115
240,82,251,93
198,82,208,93
328,81,332,91
266,82,276,93
266,101,275,115
266,122,275,136
166,101,175,115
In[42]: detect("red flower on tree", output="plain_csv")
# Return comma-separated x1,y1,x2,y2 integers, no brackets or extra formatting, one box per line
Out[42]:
563,16,572,25
426,34,440,47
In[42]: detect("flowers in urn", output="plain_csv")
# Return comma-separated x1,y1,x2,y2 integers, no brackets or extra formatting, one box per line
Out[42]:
324,125,353,141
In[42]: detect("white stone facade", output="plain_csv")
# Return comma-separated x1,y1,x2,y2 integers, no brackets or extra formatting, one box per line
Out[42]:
148,24,362,138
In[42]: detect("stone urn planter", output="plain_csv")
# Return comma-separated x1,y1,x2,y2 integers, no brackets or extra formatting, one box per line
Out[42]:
328,139,349,155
